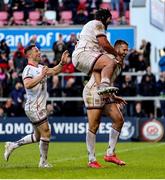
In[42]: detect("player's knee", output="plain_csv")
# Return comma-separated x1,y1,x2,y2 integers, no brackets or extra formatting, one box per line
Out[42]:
35,134,40,142
89,123,100,133
116,117,124,130
42,128,51,138
112,116,124,131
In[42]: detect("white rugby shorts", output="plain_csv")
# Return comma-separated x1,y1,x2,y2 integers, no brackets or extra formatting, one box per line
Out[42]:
72,50,103,75
83,84,114,109
25,109,48,125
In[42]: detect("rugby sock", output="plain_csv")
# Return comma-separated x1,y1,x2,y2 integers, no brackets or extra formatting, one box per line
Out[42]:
12,134,37,149
107,127,120,156
101,78,111,85
86,130,96,162
39,137,50,164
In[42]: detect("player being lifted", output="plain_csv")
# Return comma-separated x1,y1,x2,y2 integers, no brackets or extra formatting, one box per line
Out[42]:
83,40,128,168
4,45,69,168
72,8,122,95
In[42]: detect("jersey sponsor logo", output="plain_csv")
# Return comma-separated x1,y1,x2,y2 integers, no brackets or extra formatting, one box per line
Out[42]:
120,121,135,140
141,119,164,142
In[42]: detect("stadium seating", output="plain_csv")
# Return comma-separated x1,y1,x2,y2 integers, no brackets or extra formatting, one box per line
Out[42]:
0,11,8,26
43,10,57,25
60,11,73,24
13,11,25,25
111,10,120,25
100,2,111,10
28,11,41,26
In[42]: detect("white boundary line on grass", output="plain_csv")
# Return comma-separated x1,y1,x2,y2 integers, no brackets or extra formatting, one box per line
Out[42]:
52,143,165,163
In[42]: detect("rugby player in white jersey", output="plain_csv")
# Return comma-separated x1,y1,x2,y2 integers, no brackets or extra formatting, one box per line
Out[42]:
83,40,128,168
72,8,122,95
4,45,69,168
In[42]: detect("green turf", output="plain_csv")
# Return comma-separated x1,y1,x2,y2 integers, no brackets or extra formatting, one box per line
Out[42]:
0,142,165,179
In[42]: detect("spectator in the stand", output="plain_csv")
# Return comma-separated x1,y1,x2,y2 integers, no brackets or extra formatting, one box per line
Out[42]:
159,48,165,73
47,0,60,21
0,50,9,70
0,67,8,97
137,54,146,71
33,0,47,10
139,74,156,118
87,0,102,13
13,51,27,74
66,33,77,55
3,98,16,117
110,0,120,15
40,54,50,67
10,81,25,116
0,1,5,11
73,8,88,25
0,39,10,59
52,34,66,65
13,42,25,58
127,49,140,72
62,56,75,87
62,0,79,17
23,0,35,20
139,39,151,67
121,75,137,116
123,0,130,15
156,72,165,118
48,75,62,97
9,71,21,91
142,66,156,84
0,107,5,118
9,0,25,22
62,78,84,116
133,102,146,118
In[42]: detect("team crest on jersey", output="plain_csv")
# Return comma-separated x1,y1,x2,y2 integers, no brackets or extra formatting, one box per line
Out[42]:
96,24,104,31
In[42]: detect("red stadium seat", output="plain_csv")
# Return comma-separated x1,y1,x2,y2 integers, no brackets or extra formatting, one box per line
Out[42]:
60,11,73,24
13,11,25,25
79,0,87,3
111,10,119,25
28,11,41,26
100,2,111,10
0,11,8,26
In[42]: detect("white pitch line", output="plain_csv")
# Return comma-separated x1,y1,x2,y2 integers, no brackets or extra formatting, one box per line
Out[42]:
52,143,165,163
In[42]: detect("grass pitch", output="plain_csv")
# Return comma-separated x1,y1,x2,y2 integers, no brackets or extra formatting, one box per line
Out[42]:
0,142,165,179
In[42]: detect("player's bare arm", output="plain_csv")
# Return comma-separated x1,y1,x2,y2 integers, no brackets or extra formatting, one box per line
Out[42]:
23,66,48,89
97,36,118,57
46,50,69,76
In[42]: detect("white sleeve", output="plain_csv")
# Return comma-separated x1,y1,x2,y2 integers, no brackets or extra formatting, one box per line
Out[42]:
94,21,106,37
22,67,33,80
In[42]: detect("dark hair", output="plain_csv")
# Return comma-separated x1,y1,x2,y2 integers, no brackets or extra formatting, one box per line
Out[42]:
95,9,112,22
114,40,128,47
24,45,36,55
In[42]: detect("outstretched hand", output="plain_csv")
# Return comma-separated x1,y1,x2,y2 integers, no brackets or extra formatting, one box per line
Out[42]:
60,50,70,66
111,94,127,106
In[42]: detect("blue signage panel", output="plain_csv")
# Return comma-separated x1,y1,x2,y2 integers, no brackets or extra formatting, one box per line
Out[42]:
0,26,136,51
0,116,138,142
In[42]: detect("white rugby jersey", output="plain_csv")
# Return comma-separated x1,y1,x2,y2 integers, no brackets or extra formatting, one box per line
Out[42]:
22,64,48,111
75,20,107,53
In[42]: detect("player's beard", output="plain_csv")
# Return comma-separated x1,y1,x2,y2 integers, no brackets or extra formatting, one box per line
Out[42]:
104,22,110,30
